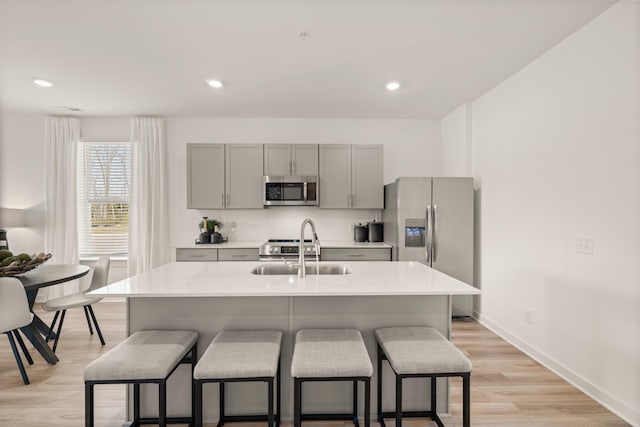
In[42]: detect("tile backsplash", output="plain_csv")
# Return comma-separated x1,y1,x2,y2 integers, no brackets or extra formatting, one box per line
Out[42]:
173,207,381,245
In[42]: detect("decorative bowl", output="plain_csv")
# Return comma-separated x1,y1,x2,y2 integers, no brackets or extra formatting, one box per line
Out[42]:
0,253,52,277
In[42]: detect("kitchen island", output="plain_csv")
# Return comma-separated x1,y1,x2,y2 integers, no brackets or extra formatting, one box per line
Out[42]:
92,261,479,423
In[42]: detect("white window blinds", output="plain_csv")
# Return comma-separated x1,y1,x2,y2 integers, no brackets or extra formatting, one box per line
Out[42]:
77,141,131,256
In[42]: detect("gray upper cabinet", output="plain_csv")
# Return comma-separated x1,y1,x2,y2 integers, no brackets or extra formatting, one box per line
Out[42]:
292,144,318,176
319,144,351,208
264,144,318,176
264,144,292,176
187,143,225,209
225,144,264,209
319,144,383,209
351,145,384,209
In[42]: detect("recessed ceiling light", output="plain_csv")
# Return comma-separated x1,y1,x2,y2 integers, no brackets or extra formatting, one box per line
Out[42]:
386,81,401,91
33,79,53,88
207,79,223,88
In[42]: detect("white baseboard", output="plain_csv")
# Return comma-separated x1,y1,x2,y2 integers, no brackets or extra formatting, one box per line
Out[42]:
474,311,640,427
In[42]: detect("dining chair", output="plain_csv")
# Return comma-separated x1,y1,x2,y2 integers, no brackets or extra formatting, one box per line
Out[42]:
43,256,110,352
0,277,35,384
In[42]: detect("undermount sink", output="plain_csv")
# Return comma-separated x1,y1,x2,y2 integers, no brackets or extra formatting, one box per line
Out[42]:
250,263,352,276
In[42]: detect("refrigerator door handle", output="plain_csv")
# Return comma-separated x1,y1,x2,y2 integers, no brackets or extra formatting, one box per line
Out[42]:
426,205,432,263
432,204,438,262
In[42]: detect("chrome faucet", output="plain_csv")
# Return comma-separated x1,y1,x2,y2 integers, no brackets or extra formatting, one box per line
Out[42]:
299,218,320,278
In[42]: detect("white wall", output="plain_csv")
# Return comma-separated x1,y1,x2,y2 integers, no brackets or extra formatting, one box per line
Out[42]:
469,2,640,424
0,114,46,255
440,103,472,176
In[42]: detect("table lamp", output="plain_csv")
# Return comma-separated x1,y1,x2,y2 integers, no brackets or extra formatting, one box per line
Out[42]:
0,208,26,251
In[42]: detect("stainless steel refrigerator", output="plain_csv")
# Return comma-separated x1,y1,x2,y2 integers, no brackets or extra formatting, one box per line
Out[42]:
383,177,475,317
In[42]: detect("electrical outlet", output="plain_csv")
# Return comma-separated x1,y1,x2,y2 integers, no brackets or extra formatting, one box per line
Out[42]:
524,308,533,325
576,236,594,255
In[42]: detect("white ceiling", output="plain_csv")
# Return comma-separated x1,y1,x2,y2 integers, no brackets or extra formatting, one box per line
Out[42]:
0,0,615,119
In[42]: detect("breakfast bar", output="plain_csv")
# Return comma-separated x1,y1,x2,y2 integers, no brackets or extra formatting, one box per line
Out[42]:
92,260,479,423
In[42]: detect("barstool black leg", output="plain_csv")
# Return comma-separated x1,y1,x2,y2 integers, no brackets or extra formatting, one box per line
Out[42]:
376,344,383,424
364,379,370,427
463,374,470,427
431,376,437,416
268,378,274,427
276,360,281,427
294,378,301,427
191,345,197,425
134,383,140,422
352,380,359,427
85,383,94,427
395,375,402,427
159,381,167,427
218,381,225,427
194,380,203,427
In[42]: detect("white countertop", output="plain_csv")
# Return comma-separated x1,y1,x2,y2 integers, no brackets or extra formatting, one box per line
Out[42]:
92,261,479,298
175,240,392,249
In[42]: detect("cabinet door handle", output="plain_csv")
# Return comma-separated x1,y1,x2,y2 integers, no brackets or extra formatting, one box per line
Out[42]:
231,254,247,258
432,204,438,262
293,161,296,175
222,193,225,207
348,253,364,257
189,254,205,258
289,161,292,175
226,193,230,206
426,205,431,263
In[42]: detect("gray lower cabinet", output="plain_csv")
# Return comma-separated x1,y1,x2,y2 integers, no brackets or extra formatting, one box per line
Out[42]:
217,248,259,261
320,248,391,261
319,144,383,209
176,248,258,262
176,248,218,262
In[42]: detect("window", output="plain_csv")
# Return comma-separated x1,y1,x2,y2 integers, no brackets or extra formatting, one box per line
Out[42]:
77,142,131,256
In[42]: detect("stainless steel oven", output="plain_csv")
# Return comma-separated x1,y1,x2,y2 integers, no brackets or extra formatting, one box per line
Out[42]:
263,176,318,206
259,239,318,261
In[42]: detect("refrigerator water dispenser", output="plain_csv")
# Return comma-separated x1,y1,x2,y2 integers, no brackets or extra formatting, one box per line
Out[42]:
404,219,425,247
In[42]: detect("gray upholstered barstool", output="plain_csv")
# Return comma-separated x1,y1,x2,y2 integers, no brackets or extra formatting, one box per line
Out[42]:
291,329,372,427
375,326,471,427
193,330,282,427
83,330,198,427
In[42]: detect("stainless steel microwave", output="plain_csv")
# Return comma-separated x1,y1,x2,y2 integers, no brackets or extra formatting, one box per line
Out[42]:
263,176,319,206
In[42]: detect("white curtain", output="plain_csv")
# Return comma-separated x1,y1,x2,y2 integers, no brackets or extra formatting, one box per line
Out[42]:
44,116,80,299
128,117,170,275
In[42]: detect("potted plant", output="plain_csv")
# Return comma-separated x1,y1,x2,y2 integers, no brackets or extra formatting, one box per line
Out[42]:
199,218,222,233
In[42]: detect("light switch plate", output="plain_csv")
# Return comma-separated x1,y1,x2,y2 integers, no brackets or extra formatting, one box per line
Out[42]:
576,236,594,255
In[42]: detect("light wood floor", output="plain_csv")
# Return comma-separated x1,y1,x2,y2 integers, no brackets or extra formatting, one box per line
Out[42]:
0,302,629,426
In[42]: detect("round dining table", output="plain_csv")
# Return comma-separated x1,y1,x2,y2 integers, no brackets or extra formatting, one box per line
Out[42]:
16,264,91,364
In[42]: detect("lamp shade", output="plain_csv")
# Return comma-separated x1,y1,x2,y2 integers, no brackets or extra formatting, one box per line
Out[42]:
0,208,26,228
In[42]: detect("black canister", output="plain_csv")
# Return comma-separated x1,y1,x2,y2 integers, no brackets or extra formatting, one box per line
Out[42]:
367,220,383,242
354,223,368,242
